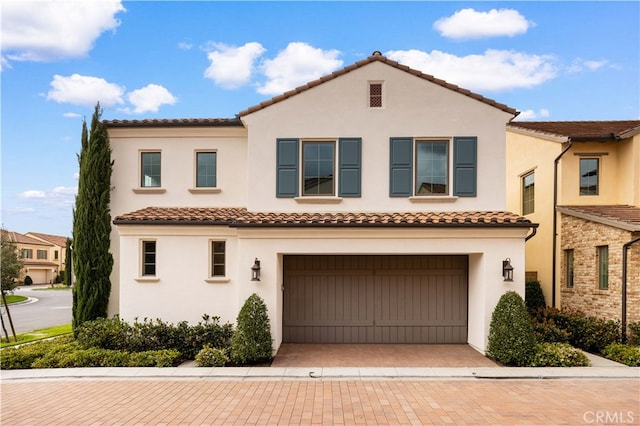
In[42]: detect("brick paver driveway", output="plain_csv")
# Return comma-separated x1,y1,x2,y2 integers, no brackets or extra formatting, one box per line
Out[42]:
2,378,638,425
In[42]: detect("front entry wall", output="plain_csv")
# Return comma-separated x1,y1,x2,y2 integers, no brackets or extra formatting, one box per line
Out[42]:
283,255,468,344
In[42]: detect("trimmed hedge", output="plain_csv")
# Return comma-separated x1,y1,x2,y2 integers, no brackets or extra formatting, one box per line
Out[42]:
230,294,273,365
195,346,230,367
627,322,640,346
601,343,640,367
487,291,537,366
525,280,546,314
531,343,590,367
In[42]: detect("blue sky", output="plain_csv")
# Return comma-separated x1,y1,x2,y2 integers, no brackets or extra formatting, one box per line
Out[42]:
2,1,639,238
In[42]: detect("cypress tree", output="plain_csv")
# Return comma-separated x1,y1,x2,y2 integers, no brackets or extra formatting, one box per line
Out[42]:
72,103,114,332
64,238,72,286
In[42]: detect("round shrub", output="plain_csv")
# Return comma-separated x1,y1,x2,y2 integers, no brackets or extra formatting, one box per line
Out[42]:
23,275,33,286
626,322,640,346
195,346,230,367
531,343,590,367
525,280,546,314
230,293,273,365
487,291,537,366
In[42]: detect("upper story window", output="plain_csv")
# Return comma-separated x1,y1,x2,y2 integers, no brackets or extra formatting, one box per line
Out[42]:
142,240,156,276
141,152,161,188
37,249,47,260
21,249,33,259
390,137,477,198
597,245,608,290
54,250,59,260
196,152,217,188
522,171,535,215
303,142,335,196
579,158,598,195
369,82,383,108
415,141,448,195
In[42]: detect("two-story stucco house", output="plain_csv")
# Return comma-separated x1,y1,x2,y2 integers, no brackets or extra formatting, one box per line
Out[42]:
3,231,67,284
506,120,640,335
106,53,536,354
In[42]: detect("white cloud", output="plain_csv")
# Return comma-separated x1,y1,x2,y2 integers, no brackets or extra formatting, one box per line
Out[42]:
178,42,193,51
434,8,534,40
63,112,82,118
47,74,125,108
5,207,36,215
204,42,266,89
1,0,125,64
20,190,46,199
517,108,551,120
125,84,177,114
257,42,343,95
566,58,609,73
385,49,557,92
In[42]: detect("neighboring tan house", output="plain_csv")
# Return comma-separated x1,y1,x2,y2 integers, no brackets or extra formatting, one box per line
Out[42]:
3,231,66,284
506,120,640,331
105,52,537,354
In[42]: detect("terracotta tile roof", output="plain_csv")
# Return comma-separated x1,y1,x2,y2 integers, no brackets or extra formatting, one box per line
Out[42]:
103,118,243,128
507,120,640,140
113,207,535,228
238,52,517,117
25,232,69,247
1,230,53,246
558,205,640,232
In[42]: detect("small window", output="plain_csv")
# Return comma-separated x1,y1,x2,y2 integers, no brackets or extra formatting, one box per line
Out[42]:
211,241,226,277
565,249,574,288
196,152,217,188
369,82,383,108
522,171,535,215
303,141,335,196
415,140,448,195
54,250,59,260
21,249,33,259
580,158,598,195
37,249,47,260
597,246,608,290
142,241,156,276
141,152,161,188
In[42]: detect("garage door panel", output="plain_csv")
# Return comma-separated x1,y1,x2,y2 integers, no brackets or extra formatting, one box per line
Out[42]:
283,255,468,344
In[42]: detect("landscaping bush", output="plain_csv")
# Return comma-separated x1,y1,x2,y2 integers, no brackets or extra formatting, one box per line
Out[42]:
195,345,230,367
627,321,640,346
231,293,273,365
0,336,74,369
530,343,590,367
23,275,33,286
487,291,537,366
525,280,546,314
75,316,132,351
601,343,640,367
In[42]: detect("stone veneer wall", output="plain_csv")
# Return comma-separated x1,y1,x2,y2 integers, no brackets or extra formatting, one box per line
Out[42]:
560,214,640,325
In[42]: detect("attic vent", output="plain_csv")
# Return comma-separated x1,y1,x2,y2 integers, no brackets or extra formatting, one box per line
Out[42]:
369,82,383,108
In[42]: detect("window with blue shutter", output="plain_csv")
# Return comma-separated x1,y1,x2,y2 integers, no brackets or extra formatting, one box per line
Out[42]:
276,138,299,197
338,138,362,197
453,136,477,197
389,137,413,196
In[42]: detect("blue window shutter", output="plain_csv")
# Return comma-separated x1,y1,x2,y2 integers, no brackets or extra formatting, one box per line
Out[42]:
389,137,413,197
276,138,299,197
453,136,477,197
338,138,362,197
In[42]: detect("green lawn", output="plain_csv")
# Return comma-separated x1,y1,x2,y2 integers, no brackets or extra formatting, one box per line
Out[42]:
0,324,72,348
0,295,28,305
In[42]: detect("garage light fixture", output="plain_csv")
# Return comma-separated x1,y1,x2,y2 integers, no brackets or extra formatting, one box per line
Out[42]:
502,258,514,282
251,258,261,281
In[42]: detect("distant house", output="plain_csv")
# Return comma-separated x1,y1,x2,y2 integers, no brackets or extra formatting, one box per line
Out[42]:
4,231,68,284
105,53,537,354
506,120,640,329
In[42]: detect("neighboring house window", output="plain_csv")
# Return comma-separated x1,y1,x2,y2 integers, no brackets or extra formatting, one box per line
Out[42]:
522,171,535,215
390,137,477,197
369,82,383,108
37,250,47,260
54,250,59,260
303,141,335,196
597,245,608,290
565,249,574,288
21,249,33,259
142,241,156,276
210,241,226,277
196,152,217,188
415,141,448,195
580,158,598,195
141,152,161,187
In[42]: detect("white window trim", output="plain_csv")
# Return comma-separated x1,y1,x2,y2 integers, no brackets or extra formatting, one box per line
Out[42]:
295,196,342,204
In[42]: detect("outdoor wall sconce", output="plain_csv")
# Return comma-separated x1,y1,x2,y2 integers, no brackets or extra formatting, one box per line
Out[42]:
502,258,514,282
251,258,261,281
